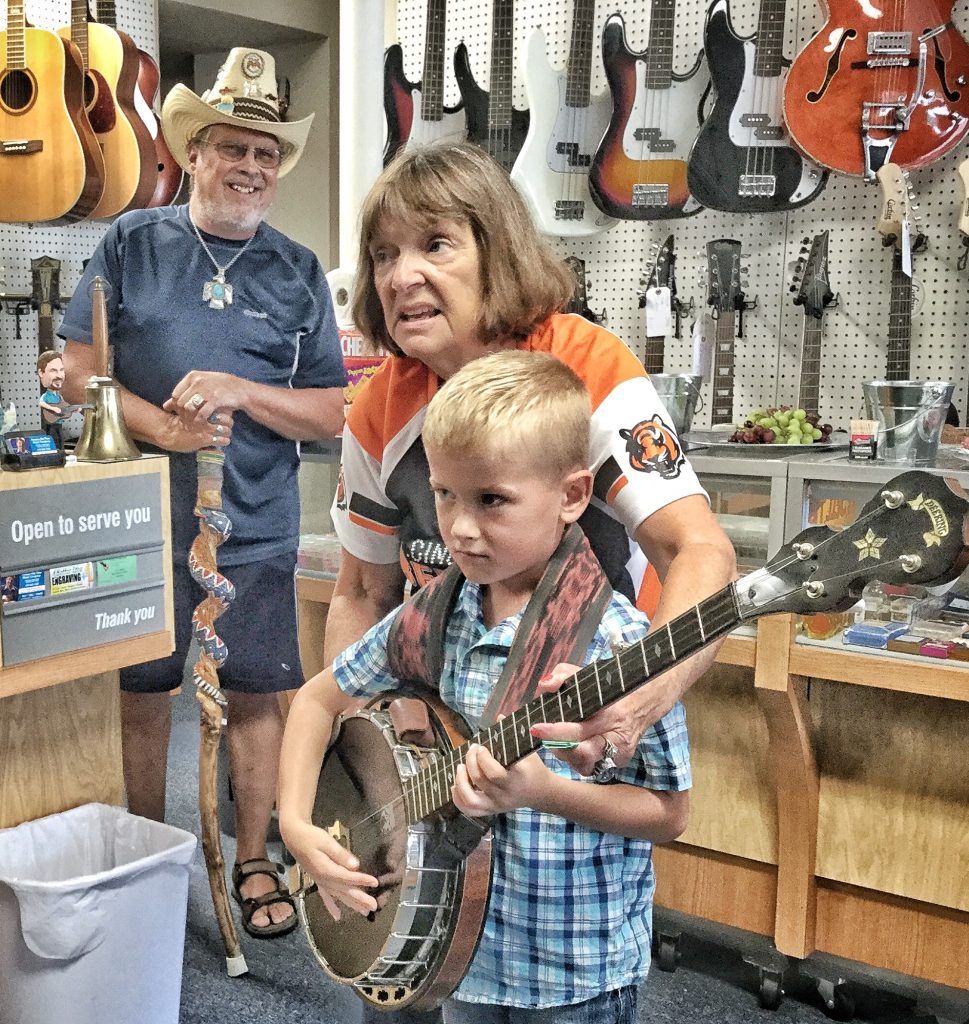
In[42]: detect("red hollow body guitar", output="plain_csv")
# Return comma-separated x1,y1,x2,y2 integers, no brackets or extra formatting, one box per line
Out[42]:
783,0,969,178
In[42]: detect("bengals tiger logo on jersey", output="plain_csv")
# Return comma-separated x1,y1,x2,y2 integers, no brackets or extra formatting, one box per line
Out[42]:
619,416,684,480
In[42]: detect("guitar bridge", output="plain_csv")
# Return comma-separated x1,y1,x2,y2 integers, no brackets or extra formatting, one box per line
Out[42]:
554,200,585,220
1,139,42,155
632,183,669,207
739,174,777,197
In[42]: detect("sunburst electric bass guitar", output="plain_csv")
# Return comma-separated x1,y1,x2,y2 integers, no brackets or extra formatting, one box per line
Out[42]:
589,9,706,220
383,0,465,165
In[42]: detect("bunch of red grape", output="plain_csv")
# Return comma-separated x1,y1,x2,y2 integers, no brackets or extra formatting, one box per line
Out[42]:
728,407,834,445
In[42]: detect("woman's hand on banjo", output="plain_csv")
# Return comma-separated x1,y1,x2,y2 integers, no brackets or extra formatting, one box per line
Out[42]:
527,664,652,777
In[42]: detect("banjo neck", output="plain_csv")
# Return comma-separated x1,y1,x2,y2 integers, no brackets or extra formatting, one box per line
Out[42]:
399,585,741,824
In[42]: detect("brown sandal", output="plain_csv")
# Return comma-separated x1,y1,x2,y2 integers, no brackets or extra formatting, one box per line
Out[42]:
231,858,298,939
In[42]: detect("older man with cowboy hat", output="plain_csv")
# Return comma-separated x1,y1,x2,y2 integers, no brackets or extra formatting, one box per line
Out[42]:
60,48,346,939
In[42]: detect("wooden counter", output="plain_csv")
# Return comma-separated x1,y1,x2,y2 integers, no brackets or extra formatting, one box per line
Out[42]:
653,613,969,993
0,457,174,829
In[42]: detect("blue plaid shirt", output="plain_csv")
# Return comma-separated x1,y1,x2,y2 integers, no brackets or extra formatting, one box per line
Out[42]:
332,581,691,1009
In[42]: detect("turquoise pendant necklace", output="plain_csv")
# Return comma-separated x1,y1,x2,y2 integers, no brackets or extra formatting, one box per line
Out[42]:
189,214,255,311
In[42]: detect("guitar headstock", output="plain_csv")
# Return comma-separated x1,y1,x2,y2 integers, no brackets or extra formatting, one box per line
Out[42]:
563,256,606,326
876,163,921,249
791,232,832,320
30,256,62,313
706,239,744,314
737,471,968,621
640,235,675,298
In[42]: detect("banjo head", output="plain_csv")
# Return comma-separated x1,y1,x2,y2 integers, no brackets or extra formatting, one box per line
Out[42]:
296,702,490,1010
303,712,410,981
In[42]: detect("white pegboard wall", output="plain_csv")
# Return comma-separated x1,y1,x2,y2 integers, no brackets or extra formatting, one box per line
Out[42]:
0,0,159,430
395,0,969,429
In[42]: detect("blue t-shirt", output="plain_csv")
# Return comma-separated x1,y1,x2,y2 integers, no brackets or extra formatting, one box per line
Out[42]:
59,205,346,565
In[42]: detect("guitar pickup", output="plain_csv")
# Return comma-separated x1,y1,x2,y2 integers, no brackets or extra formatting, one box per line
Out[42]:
554,200,585,220
739,174,777,197
632,184,669,207
868,31,911,54
632,127,675,152
1,139,42,155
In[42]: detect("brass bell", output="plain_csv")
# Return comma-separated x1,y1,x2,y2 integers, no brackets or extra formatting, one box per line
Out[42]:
73,377,140,462
73,276,140,463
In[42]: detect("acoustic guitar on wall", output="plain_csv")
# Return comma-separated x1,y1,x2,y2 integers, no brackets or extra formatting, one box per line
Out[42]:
97,0,182,208
0,0,104,223
58,0,155,219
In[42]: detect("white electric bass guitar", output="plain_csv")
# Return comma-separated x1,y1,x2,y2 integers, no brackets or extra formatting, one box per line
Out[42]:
511,0,617,237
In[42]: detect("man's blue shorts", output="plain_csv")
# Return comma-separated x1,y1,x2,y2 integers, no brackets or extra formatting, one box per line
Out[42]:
120,550,304,695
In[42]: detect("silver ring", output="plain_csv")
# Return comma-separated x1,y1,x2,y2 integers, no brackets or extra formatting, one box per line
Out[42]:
188,393,204,411
215,424,225,434
212,435,219,445
591,739,619,784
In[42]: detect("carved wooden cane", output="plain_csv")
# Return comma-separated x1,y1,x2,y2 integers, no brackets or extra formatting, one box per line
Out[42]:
189,447,248,976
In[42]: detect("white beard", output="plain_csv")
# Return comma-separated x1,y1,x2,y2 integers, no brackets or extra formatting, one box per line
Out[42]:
192,191,269,237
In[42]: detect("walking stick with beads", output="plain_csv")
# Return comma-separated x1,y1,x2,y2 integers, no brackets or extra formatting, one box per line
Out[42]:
190,446,248,976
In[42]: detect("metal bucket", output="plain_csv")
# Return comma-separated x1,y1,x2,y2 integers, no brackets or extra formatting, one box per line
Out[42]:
651,373,703,436
862,380,954,465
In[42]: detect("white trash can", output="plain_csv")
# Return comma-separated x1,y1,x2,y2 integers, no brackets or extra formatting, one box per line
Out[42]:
0,803,197,1024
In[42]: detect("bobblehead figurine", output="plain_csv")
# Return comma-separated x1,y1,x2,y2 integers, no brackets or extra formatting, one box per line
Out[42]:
37,351,68,448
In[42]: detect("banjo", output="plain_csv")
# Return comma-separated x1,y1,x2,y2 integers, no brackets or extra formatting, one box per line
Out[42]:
296,469,968,1011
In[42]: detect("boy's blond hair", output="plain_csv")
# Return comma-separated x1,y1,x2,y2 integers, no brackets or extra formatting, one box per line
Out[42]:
423,350,591,479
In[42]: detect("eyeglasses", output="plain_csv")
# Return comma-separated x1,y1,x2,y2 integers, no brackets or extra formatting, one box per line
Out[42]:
195,139,283,169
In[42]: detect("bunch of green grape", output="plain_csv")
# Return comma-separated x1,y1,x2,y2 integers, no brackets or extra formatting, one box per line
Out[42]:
728,407,833,445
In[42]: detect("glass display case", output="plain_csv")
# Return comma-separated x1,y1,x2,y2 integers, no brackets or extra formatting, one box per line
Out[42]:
689,450,795,574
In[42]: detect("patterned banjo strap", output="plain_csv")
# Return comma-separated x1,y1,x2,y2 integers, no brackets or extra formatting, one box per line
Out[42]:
387,524,613,726
479,522,613,727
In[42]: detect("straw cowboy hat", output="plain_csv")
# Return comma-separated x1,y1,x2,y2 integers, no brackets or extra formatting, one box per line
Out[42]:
161,48,314,178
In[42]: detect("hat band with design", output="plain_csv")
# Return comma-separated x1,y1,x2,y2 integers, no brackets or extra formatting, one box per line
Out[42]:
209,96,281,123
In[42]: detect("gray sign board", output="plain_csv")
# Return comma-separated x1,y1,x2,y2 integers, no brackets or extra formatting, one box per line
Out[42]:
0,475,163,572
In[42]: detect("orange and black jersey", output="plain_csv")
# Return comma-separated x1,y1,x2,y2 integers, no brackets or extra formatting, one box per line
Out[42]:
332,313,707,610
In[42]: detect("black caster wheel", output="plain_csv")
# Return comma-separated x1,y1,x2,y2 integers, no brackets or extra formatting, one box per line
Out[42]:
758,969,784,1010
817,980,855,1021
656,932,681,973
